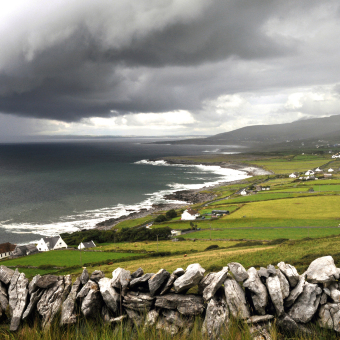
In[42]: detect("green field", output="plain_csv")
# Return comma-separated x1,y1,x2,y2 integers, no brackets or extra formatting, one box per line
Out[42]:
0,250,137,268
182,227,340,240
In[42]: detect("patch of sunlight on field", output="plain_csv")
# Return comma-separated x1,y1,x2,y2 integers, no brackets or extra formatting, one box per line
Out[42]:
230,195,340,219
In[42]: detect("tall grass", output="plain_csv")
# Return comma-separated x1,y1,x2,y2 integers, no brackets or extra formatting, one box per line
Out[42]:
1,312,339,340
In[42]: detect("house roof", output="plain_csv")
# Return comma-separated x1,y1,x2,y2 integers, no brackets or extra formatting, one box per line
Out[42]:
186,208,199,216
0,242,16,254
42,236,60,250
81,241,96,248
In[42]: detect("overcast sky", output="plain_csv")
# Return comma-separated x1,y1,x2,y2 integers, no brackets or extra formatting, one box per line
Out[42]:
1,0,340,140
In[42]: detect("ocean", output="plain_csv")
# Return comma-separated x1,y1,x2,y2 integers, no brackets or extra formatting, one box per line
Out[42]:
0,138,248,244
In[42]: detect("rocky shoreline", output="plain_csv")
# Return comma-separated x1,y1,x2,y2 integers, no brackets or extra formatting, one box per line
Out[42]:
95,159,270,231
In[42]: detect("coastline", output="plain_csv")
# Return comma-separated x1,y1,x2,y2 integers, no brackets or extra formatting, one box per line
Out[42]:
95,159,271,230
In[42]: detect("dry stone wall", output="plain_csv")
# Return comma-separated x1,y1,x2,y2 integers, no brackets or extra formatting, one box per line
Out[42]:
1,256,340,338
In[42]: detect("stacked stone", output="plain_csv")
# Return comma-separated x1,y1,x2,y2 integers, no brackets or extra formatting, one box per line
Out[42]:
0,256,340,338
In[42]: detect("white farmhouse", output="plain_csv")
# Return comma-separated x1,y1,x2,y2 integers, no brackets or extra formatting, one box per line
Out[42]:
305,170,314,176
78,240,96,250
332,154,340,159
36,236,68,252
240,189,248,196
328,168,334,172
289,173,297,178
315,168,322,172
181,208,200,220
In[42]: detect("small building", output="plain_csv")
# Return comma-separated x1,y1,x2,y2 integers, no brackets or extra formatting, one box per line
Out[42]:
0,242,16,259
289,173,297,178
171,230,182,236
211,210,230,215
324,173,333,177
10,244,39,258
240,189,248,196
328,168,334,172
36,235,68,252
305,170,314,176
181,208,200,220
315,168,322,172
78,240,96,250
332,153,340,159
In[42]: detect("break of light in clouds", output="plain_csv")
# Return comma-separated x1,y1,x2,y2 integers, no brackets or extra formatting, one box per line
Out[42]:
1,0,340,140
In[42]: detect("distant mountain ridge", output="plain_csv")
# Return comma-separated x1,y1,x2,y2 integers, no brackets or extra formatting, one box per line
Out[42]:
160,115,340,147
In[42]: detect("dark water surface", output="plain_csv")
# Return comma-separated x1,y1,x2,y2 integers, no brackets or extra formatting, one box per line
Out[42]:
0,138,247,244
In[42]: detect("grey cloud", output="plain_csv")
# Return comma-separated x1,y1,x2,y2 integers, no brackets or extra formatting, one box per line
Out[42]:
0,0,338,122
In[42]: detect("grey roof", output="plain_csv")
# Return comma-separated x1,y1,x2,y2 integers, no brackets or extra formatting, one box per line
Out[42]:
43,236,60,250
81,241,96,248
11,244,38,257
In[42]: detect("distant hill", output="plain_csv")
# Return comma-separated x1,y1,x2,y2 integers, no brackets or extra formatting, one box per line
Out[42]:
158,115,340,148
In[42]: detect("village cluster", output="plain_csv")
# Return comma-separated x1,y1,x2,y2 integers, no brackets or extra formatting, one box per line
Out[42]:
0,237,96,260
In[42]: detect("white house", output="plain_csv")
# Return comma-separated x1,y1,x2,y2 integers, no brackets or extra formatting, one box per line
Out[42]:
332,154,340,159
240,189,248,196
315,168,322,172
171,230,182,236
328,168,334,172
36,236,68,252
305,170,314,176
181,208,200,220
289,173,297,178
0,242,16,259
78,240,96,250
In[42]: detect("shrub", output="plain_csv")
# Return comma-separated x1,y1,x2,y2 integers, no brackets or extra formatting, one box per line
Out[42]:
165,209,177,219
155,214,167,222
205,244,219,251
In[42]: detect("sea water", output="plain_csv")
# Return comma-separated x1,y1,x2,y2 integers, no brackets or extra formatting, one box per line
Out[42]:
0,138,248,244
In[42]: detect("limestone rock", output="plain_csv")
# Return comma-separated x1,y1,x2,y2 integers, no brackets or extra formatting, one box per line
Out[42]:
36,275,59,289
98,277,120,314
144,309,159,328
0,281,9,312
276,269,290,299
198,273,216,295
173,263,205,293
61,277,82,325
203,267,228,301
160,274,177,295
130,273,153,290
258,267,269,279
318,302,340,333
101,304,112,323
162,309,186,328
265,275,284,316
77,280,93,299
173,268,185,277
123,291,155,311
28,274,41,295
109,315,127,323
202,294,229,339
246,315,274,324
284,274,305,308
80,268,89,285
126,308,144,326
8,269,29,331
111,267,130,295
80,281,103,317
148,269,170,296
329,283,340,303
90,270,105,283
155,293,204,315
267,265,277,276
320,292,328,305
228,262,249,282
0,266,15,285
277,314,312,335
306,256,338,283
288,282,322,323
37,276,66,329
277,262,299,288
22,289,43,319
243,267,268,315
224,275,250,319
156,317,179,335
131,267,144,279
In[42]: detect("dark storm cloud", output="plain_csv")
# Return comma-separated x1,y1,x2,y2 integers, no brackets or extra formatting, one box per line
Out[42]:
0,0,338,121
